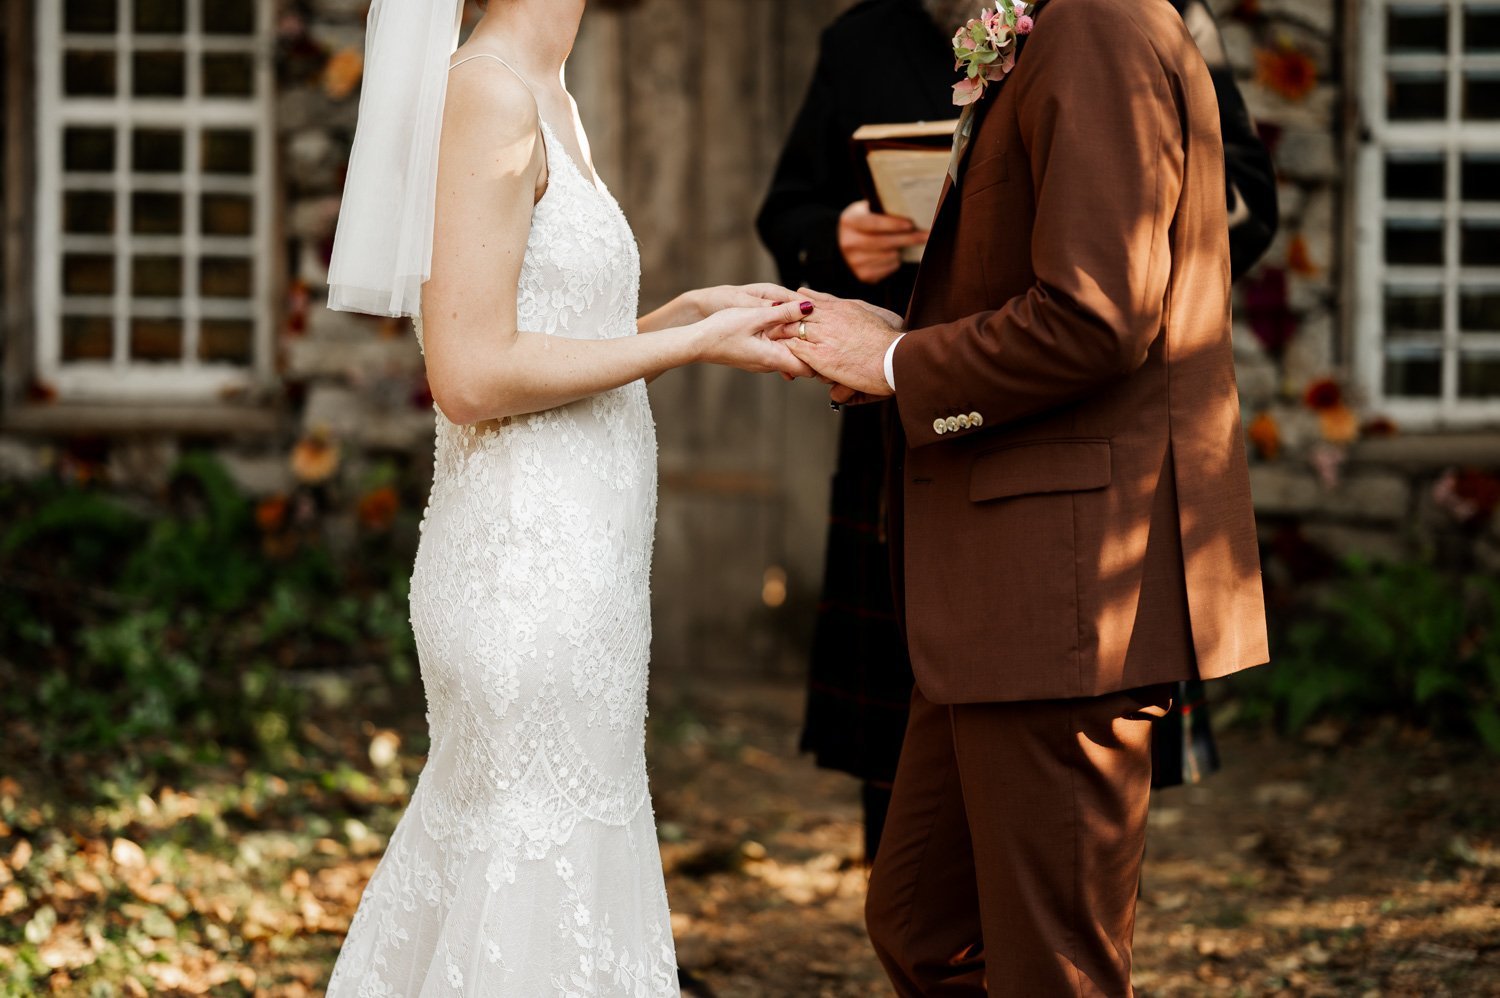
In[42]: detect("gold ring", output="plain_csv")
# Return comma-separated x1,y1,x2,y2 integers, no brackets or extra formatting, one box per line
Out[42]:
798,320,809,340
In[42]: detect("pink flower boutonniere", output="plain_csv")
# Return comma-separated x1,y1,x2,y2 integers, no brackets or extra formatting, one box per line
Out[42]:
951,1,1036,107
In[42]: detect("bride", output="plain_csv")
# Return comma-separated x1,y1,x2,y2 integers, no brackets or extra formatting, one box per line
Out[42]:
321,0,813,994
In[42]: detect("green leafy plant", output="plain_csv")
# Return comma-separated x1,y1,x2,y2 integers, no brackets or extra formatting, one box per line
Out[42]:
0,453,420,760
1237,557,1500,752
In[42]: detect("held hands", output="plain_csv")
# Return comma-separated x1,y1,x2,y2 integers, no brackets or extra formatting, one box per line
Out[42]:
840,201,928,285
769,288,905,403
691,292,818,379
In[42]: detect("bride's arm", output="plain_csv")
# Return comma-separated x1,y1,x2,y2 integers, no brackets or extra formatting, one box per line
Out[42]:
420,63,811,425
637,283,805,334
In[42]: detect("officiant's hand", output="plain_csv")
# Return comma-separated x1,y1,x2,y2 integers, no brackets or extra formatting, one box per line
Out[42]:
772,288,902,398
840,201,928,285
693,300,819,379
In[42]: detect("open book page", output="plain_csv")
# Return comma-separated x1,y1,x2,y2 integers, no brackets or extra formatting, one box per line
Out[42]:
866,148,951,263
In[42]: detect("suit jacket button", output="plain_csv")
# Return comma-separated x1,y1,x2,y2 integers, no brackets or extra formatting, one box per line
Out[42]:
945,416,960,433
932,418,947,435
956,414,971,430
969,411,984,428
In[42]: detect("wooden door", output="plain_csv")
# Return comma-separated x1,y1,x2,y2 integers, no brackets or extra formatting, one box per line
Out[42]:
571,0,857,678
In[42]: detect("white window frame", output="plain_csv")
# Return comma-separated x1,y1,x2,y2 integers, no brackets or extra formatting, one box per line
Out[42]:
1355,0,1500,427
33,0,276,403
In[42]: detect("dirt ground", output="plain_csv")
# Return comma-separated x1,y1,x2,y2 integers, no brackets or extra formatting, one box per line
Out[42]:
647,678,1500,998
4,675,1497,996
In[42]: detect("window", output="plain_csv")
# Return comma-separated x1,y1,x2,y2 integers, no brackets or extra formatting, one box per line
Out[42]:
34,0,273,403
1357,0,1500,425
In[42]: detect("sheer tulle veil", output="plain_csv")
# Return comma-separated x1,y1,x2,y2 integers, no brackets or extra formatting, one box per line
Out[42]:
325,0,465,318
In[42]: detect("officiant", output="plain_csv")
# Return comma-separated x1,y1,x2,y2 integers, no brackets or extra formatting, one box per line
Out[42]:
756,0,1278,863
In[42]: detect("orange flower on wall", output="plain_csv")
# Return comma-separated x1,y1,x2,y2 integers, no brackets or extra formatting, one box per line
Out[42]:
1318,405,1359,445
1256,44,1318,102
291,432,340,484
323,48,364,101
1248,411,1281,460
1287,234,1318,276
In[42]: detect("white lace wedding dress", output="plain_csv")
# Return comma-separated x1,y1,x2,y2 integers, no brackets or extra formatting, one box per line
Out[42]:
325,62,677,997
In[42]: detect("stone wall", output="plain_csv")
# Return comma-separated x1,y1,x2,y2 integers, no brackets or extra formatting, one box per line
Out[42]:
5,0,1498,671
1212,0,1500,583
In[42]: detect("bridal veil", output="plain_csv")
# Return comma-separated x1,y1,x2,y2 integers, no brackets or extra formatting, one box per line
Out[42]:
325,0,464,318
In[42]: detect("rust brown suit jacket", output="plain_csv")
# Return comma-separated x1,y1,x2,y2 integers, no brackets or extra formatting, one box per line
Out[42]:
886,0,1269,704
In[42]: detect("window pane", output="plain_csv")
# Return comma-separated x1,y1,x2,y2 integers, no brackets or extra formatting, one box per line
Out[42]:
64,127,115,172
65,0,118,33
132,128,183,172
1465,5,1500,51
133,50,185,96
131,255,182,296
130,318,182,360
63,254,114,295
202,52,255,97
201,193,253,235
61,316,114,361
201,129,254,174
1462,221,1500,265
1386,219,1445,266
1460,287,1500,329
200,319,254,364
1459,352,1500,395
64,50,116,96
1390,6,1450,52
1387,153,1445,201
1385,347,1444,397
1464,71,1500,119
1389,72,1448,120
64,191,115,234
203,0,255,35
201,256,253,297
132,191,182,234
1462,153,1500,201
1385,286,1445,333
134,0,185,33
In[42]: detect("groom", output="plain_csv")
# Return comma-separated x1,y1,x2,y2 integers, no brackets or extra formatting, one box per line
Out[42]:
778,0,1269,992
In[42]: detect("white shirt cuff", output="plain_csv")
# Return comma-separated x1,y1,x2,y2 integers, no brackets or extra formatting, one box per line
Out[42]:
883,334,905,392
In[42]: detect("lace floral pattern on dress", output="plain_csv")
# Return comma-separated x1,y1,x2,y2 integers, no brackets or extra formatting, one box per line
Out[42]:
326,110,675,997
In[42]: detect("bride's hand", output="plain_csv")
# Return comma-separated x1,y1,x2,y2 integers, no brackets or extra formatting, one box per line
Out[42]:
685,283,803,321
693,300,817,378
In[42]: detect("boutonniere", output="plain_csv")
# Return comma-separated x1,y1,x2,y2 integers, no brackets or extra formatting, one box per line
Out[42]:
951,1,1035,107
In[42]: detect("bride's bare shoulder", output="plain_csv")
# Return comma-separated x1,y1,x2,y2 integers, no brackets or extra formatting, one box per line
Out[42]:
443,52,539,146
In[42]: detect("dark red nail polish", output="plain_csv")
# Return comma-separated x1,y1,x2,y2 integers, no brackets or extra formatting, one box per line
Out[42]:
800,301,814,315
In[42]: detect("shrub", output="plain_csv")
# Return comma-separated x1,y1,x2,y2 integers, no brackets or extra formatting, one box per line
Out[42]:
1235,557,1500,752
0,454,417,760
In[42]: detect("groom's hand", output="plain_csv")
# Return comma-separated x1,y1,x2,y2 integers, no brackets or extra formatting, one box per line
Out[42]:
771,288,904,399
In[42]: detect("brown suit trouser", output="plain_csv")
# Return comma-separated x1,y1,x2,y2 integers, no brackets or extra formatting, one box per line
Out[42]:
865,683,1173,997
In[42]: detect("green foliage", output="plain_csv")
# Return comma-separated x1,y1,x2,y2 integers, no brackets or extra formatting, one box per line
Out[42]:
1237,557,1500,752
0,455,419,760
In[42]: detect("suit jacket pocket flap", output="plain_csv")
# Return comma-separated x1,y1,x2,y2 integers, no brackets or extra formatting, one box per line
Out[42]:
969,439,1112,502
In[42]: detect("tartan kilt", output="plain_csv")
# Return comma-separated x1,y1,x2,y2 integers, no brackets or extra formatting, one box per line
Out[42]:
801,408,1221,790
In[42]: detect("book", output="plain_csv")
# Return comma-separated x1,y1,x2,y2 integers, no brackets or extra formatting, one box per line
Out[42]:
851,119,961,264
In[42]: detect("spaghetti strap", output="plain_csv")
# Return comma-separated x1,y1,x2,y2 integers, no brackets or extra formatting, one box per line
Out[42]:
448,52,534,96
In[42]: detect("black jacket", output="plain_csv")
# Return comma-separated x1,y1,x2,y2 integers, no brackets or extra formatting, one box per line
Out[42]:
756,0,956,312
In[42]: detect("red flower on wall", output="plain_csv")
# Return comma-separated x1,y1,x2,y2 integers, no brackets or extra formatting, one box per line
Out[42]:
1256,45,1318,102
1433,468,1500,524
1302,377,1344,411
357,486,400,531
